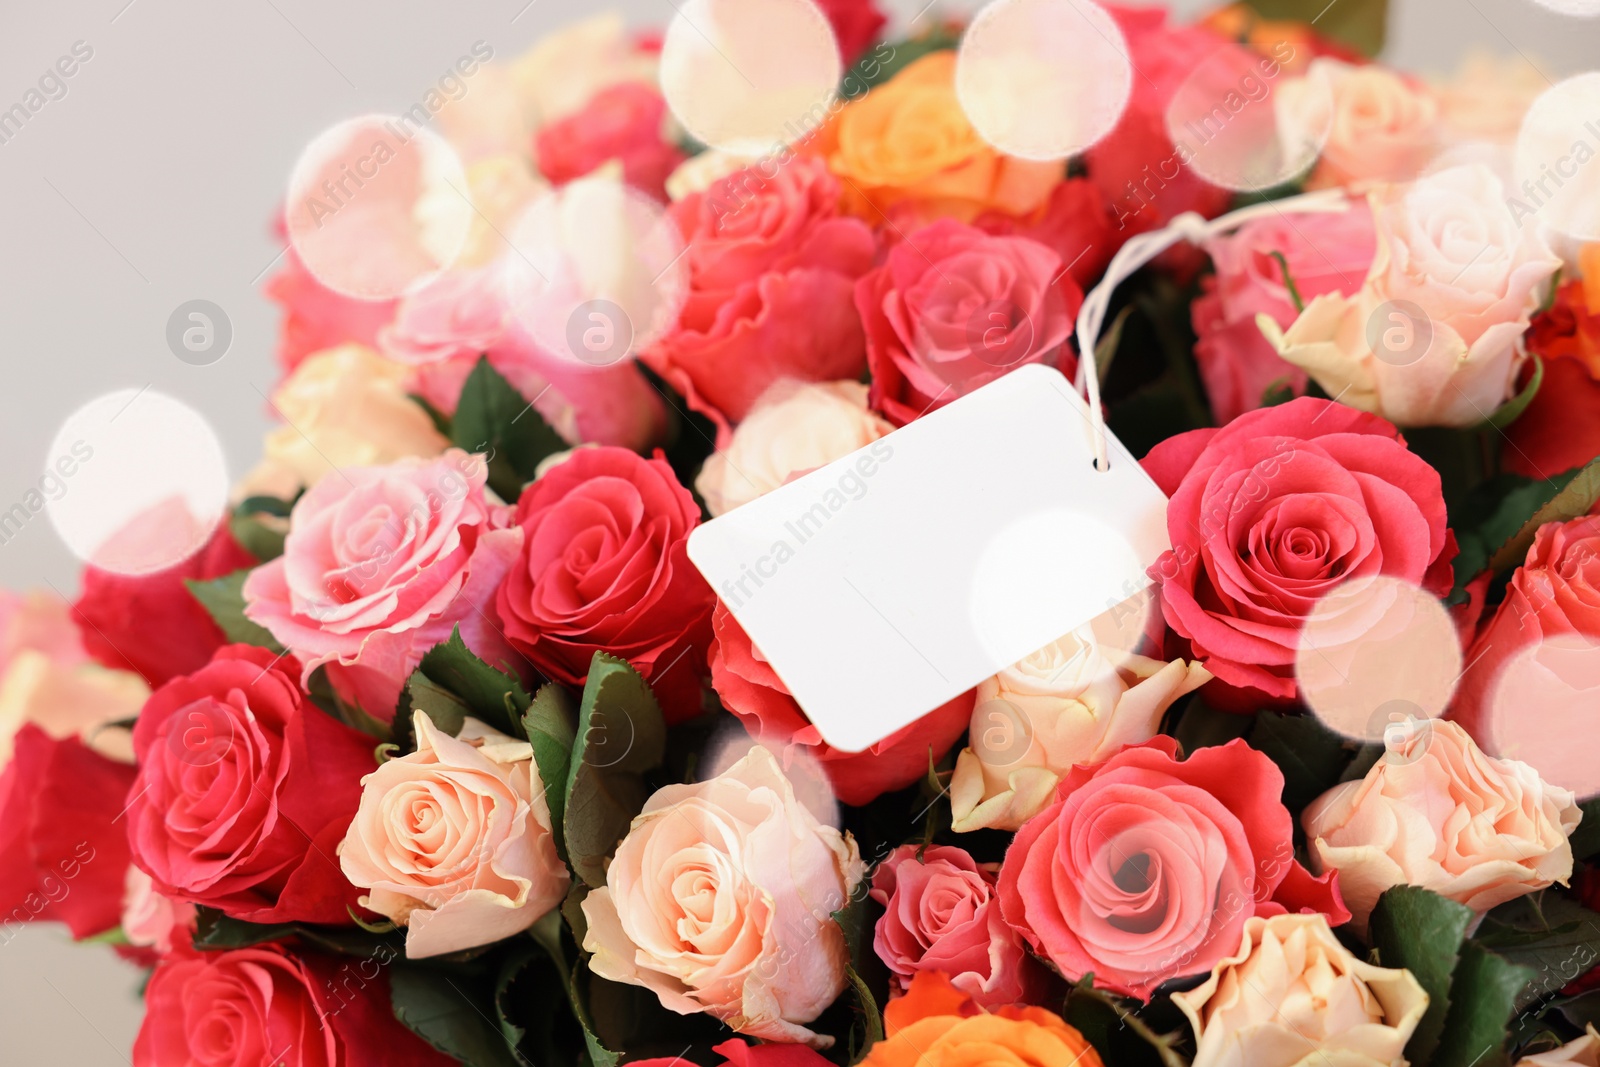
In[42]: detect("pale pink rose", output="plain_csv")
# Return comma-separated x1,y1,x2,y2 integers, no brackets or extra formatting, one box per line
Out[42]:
950,627,1209,832
1519,1027,1600,1067
696,381,893,516
242,450,524,716
511,12,658,128
380,268,510,366
1432,51,1547,149
869,844,1036,1010
122,865,196,956
248,345,449,494
1173,913,1429,1067
1302,719,1579,935
1193,200,1376,423
339,712,567,958
1261,164,1562,427
1311,58,1442,188
582,745,865,1048
0,591,146,769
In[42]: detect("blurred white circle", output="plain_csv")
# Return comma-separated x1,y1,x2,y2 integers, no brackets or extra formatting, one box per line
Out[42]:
501,175,689,366
285,115,474,301
1512,72,1600,241
955,0,1133,160
1528,0,1600,15
45,390,229,576
1165,42,1333,192
1477,634,1600,799
1296,576,1460,741
659,0,842,157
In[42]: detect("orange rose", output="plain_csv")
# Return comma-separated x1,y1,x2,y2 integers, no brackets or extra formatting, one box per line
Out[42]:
818,52,1061,225
859,971,1102,1067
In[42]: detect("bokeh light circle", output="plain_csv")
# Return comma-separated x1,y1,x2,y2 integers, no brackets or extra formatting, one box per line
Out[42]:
45,389,229,576
955,0,1133,161
1164,41,1334,193
1476,634,1600,799
1296,576,1461,742
659,0,843,157
285,115,474,301
501,175,688,367
1528,0,1600,15
1513,72,1600,241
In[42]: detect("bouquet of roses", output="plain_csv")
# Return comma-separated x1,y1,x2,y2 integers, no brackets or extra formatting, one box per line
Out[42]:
6,0,1600,1064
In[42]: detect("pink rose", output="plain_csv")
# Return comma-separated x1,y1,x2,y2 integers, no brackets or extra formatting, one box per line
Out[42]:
857,219,1082,426
1303,720,1578,934
997,737,1348,1001
339,712,568,958
644,155,876,438
974,178,1121,291
582,745,865,1047
379,267,509,367
265,241,398,374
870,844,1038,1009
1262,165,1562,427
535,81,686,200
243,450,524,715
1193,200,1376,423
122,865,195,957
1144,398,1455,705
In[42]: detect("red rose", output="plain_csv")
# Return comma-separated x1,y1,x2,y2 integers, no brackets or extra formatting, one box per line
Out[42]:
0,726,136,940
1144,398,1454,705
264,240,398,374
708,602,970,805
813,0,887,66
497,448,713,722
535,81,687,200
857,219,1082,426
135,943,450,1067
1506,275,1600,481
127,645,375,924
644,155,875,437
1086,6,1233,244
996,737,1347,1000
73,523,255,688
973,178,1121,290
633,1039,832,1067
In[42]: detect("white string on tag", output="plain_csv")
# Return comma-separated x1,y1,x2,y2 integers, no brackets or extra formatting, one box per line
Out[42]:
1072,189,1353,473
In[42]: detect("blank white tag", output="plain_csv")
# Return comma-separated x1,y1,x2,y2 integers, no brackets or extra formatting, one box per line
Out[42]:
687,364,1171,753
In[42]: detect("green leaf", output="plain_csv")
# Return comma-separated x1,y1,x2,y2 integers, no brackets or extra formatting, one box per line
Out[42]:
1267,251,1305,314
528,908,621,1067
1170,697,1254,754
390,963,526,1067
1489,457,1600,572
306,667,392,742
1248,711,1355,813
1473,892,1600,1009
493,940,540,1057
399,627,530,748
192,908,401,957
185,570,284,652
451,356,566,502
230,495,292,562
1094,305,1136,381
1571,797,1600,861
842,965,884,1057
1261,376,1297,407
564,654,668,887
845,31,959,92
1241,0,1388,56
1448,472,1572,599
1369,886,1475,1065
1061,977,1188,1067
523,683,578,863
1433,941,1536,1067
1485,353,1544,431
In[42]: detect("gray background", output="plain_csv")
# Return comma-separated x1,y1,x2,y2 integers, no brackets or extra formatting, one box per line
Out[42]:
1,0,1596,1061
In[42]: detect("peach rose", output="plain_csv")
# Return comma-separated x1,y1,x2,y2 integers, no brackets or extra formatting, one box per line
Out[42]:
1302,719,1579,935
1519,1027,1600,1067
581,745,864,1048
950,628,1208,832
247,345,449,495
1261,164,1562,427
1311,58,1441,188
1432,51,1547,148
695,381,893,516
339,712,568,958
819,52,1061,225
1174,913,1429,1067
859,971,1102,1067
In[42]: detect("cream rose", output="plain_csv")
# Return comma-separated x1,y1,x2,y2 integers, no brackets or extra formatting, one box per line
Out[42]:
0,650,146,768
512,12,657,129
581,744,865,1048
245,345,449,495
1302,719,1579,936
339,712,568,959
1519,1027,1600,1067
1312,58,1441,188
1174,913,1429,1067
949,628,1208,832
1261,164,1562,427
695,381,893,516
